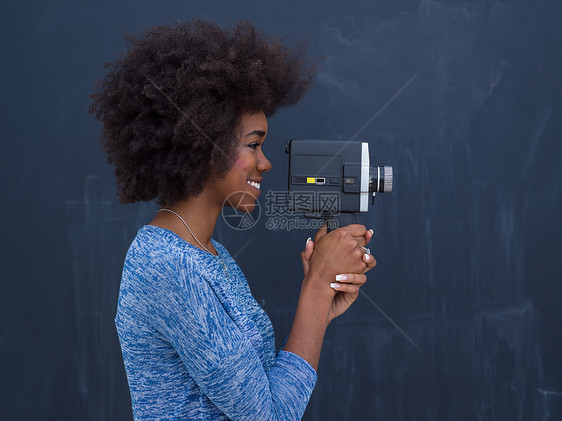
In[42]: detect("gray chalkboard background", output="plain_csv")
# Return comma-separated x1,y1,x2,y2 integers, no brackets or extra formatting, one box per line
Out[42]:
2,0,561,419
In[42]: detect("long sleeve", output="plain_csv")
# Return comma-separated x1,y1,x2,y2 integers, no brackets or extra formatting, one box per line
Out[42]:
116,225,317,420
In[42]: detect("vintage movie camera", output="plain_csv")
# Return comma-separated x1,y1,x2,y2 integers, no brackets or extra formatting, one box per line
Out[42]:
285,139,393,228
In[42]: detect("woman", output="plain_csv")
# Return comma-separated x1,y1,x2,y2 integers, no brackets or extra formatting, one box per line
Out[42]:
90,19,375,420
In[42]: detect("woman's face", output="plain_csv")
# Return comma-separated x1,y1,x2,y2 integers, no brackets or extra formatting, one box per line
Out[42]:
208,111,272,213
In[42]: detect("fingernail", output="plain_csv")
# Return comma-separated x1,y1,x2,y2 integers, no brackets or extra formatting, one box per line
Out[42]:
364,254,371,261
335,274,347,281
369,229,374,236
330,283,341,289
306,237,311,245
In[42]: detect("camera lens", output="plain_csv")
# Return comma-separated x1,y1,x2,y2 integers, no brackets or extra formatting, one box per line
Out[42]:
369,166,393,193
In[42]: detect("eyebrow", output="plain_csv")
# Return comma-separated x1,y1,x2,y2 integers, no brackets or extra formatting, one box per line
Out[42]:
244,130,266,138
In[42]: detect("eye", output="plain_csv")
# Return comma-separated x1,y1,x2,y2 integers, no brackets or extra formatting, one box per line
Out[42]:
247,142,261,150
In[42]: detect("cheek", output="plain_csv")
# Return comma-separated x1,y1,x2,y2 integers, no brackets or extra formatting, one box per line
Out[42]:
233,155,254,173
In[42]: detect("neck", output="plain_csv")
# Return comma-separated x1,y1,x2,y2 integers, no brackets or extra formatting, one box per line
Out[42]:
150,191,222,252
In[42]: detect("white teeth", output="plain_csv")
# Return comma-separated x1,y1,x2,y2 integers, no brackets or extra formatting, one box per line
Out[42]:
247,180,260,190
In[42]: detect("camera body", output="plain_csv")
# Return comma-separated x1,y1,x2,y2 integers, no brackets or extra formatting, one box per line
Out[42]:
285,139,392,215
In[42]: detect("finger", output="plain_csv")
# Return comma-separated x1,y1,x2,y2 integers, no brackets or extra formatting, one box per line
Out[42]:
300,237,314,272
340,249,368,275
340,224,367,237
302,237,314,260
362,252,373,264
344,225,373,249
362,253,377,273
330,282,360,293
314,222,329,243
356,228,374,248
334,273,367,286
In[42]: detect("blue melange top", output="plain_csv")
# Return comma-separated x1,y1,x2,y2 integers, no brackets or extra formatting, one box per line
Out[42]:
115,225,317,420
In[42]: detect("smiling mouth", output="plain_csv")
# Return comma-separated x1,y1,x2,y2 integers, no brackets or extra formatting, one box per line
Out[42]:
247,180,261,190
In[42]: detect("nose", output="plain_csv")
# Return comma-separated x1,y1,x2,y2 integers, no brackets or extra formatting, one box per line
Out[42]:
258,149,272,173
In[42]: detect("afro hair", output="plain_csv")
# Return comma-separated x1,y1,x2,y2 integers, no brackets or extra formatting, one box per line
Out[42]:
89,19,315,206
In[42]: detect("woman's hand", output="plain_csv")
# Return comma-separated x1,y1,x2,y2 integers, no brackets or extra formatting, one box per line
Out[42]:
287,224,376,371
300,224,376,322
301,224,375,276
326,271,372,322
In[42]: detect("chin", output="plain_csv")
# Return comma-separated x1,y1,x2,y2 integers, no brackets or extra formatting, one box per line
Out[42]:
237,203,256,213
225,192,257,213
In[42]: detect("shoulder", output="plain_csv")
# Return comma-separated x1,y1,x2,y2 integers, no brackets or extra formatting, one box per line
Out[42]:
125,225,183,270
123,225,211,291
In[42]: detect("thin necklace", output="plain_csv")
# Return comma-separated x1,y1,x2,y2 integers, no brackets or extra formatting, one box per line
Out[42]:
156,208,229,278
